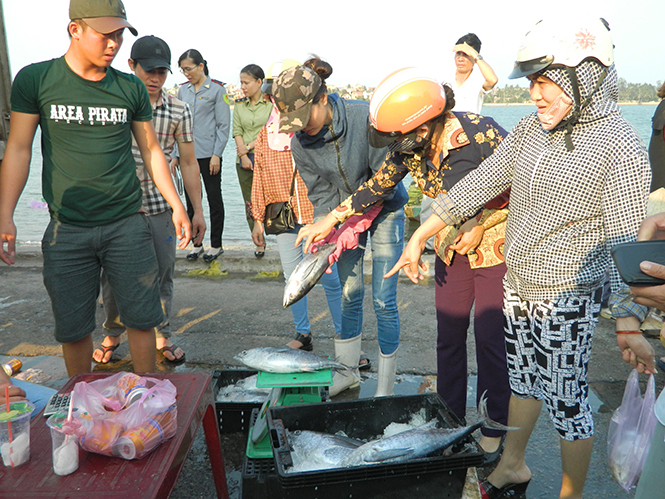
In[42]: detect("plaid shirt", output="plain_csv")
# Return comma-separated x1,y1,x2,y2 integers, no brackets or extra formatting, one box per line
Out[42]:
251,126,314,224
433,63,650,320
134,90,193,216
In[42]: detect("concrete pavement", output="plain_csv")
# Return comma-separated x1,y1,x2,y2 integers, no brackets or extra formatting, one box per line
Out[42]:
1,243,662,498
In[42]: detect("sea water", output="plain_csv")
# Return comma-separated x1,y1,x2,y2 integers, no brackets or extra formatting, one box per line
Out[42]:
12,105,658,245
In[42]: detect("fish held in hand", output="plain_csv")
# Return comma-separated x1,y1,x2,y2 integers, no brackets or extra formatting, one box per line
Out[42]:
340,393,516,467
234,347,359,380
283,243,336,308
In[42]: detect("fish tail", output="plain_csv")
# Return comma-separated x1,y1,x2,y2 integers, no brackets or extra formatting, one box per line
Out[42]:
334,366,362,384
478,391,519,431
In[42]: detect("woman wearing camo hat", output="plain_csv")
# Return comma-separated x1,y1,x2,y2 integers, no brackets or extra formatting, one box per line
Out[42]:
385,17,655,499
272,57,408,398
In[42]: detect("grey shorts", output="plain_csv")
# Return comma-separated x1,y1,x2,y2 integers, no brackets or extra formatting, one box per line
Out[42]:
42,213,164,343
503,284,602,441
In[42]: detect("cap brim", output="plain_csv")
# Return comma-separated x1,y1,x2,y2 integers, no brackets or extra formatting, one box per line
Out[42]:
278,103,312,134
135,58,171,73
508,56,554,79
84,17,138,36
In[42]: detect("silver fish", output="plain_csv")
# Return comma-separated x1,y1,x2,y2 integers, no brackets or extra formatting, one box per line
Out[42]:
234,347,358,378
339,394,516,467
287,430,364,472
283,243,337,308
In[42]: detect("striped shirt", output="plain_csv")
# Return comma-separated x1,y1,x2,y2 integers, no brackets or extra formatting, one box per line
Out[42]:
133,89,193,215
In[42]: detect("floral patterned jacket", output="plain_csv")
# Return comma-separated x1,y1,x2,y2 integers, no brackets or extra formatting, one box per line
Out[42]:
334,111,508,268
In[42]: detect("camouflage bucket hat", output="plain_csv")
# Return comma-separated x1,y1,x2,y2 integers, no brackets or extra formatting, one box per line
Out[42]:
272,66,322,133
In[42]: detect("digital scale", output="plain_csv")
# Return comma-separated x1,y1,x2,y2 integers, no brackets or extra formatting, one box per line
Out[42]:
245,369,332,459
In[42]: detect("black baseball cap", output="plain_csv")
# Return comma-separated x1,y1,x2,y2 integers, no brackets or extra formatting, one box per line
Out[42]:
130,36,171,72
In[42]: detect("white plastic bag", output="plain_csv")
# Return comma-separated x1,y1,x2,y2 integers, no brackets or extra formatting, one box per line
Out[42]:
607,369,657,491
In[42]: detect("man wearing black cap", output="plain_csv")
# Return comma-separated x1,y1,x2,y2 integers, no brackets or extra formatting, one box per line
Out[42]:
94,35,206,365
0,0,192,376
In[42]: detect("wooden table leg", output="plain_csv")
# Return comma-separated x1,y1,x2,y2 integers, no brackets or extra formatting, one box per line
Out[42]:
203,403,229,499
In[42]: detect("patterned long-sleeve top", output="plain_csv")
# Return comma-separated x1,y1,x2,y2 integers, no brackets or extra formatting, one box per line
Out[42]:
432,63,650,320
334,111,508,268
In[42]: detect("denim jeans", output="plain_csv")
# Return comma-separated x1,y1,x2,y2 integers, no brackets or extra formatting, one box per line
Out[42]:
276,226,342,337
335,207,404,355
12,379,57,420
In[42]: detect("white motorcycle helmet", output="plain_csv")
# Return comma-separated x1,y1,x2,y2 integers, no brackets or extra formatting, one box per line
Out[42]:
508,17,614,79
261,58,301,95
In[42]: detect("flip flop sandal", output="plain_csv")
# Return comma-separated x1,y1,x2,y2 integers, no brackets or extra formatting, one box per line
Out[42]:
93,343,119,364
359,352,372,371
159,345,186,364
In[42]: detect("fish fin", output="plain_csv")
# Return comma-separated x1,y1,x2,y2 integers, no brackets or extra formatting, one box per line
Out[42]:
335,367,362,383
365,448,413,462
478,391,519,431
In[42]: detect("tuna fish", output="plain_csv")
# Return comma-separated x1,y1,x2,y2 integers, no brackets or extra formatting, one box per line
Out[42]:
287,430,365,472
283,243,337,308
339,394,516,467
234,347,359,380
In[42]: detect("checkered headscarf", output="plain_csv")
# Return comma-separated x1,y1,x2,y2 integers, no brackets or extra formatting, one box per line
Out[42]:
541,61,617,150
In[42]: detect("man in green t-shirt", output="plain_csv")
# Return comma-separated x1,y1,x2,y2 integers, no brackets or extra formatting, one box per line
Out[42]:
0,0,191,377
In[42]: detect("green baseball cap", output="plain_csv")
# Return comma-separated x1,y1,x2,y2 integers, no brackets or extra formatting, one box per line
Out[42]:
272,66,322,133
69,0,138,36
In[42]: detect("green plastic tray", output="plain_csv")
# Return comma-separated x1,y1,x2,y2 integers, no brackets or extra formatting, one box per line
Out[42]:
256,369,332,388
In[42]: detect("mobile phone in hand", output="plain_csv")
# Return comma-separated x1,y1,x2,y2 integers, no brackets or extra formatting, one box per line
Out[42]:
611,240,665,286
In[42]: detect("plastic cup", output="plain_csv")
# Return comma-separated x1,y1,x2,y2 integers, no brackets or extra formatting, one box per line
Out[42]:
46,413,79,476
0,400,35,468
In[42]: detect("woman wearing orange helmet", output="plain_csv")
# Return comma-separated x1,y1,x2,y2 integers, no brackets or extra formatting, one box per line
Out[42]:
297,67,510,459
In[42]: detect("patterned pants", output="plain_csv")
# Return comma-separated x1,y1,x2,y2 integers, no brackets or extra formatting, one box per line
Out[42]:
503,284,602,441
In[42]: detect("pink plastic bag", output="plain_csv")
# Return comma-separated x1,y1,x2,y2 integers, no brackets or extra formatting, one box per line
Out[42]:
72,372,178,460
607,369,657,491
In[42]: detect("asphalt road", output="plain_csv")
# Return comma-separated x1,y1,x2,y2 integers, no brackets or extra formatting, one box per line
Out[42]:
1,244,662,498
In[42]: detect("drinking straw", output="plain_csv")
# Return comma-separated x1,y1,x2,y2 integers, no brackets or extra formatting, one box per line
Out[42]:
4,385,14,466
64,392,75,447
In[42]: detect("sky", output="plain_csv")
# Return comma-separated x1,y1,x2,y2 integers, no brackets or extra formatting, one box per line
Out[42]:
2,0,664,91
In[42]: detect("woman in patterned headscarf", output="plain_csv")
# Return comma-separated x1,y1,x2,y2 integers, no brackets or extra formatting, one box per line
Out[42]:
387,17,656,499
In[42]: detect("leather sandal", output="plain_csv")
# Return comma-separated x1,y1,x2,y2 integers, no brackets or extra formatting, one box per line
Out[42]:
359,352,372,371
203,247,224,263
479,478,530,499
187,246,204,261
290,333,313,351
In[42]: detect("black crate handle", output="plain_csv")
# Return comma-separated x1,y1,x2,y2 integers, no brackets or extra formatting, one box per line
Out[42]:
270,419,294,468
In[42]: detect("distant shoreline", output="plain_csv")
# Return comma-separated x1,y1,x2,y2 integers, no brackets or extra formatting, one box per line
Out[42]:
485,101,659,107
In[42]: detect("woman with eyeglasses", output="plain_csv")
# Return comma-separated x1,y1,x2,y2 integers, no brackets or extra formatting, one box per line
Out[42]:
174,49,230,262
233,64,272,257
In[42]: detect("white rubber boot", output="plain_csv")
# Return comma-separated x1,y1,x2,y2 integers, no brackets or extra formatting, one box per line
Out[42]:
329,335,361,397
374,348,398,397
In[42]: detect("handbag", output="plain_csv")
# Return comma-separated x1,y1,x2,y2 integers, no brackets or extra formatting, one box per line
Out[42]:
264,163,298,235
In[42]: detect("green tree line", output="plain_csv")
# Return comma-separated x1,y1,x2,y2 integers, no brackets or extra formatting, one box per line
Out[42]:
488,79,663,104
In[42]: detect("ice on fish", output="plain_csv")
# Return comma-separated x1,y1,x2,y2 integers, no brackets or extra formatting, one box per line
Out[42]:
216,374,271,403
339,394,516,467
286,430,364,473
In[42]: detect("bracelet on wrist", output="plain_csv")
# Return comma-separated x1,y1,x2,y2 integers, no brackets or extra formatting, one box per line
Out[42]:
616,330,643,334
